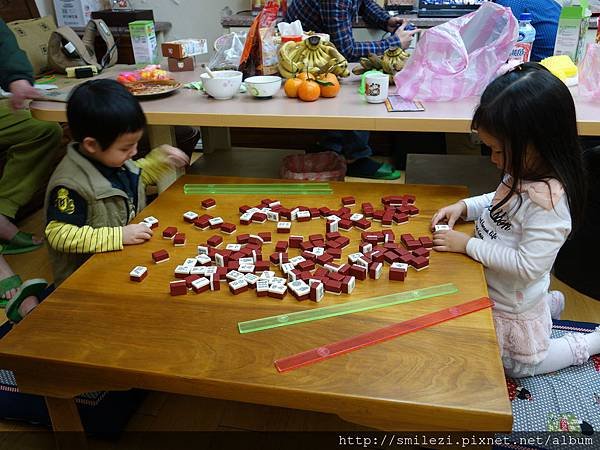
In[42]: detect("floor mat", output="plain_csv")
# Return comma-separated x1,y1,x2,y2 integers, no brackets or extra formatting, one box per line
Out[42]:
496,320,600,449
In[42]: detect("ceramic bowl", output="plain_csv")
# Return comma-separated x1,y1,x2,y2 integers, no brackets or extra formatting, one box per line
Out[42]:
244,76,282,98
200,70,243,100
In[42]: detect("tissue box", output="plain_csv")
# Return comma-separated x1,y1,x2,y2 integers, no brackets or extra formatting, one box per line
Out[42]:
161,39,208,59
53,0,103,27
128,20,158,65
553,0,591,63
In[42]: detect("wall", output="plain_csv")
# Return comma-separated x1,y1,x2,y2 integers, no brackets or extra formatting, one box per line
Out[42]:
34,0,54,17
36,0,246,59
131,0,248,59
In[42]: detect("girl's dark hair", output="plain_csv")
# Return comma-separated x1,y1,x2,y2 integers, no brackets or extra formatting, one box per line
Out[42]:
472,62,586,232
67,79,147,150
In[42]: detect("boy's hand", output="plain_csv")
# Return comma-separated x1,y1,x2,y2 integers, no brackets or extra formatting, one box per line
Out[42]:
431,201,467,230
432,229,470,254
123,224,153,245
155,145,190,169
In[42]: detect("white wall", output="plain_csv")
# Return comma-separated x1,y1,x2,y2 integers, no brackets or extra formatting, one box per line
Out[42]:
35,0,54,17
36,0,248,59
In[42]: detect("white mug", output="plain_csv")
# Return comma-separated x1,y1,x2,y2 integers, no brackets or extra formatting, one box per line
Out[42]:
364,73,389,104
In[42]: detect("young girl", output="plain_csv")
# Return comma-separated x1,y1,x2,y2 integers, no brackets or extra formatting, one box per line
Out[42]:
431,63,600,378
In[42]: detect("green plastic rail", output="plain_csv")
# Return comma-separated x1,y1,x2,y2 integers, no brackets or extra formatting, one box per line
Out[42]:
238,283,458,334
184,183,333,195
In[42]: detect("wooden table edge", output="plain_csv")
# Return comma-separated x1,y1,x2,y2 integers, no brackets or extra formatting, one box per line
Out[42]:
3,355,512,432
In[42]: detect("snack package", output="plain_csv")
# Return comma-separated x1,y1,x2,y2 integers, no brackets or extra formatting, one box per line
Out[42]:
238,0,279,77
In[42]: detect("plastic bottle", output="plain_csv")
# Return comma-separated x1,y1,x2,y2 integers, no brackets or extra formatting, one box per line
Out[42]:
509,12,536,63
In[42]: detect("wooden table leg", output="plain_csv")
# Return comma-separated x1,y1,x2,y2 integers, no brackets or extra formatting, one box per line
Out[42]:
200,127,231,154
45,397,87,450
147,125,184,193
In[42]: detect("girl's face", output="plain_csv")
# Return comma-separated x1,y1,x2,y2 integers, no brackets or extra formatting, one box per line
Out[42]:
478,128,506,171
478,128,542,178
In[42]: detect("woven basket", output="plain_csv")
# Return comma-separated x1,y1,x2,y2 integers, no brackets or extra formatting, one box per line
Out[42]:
281,152,346,181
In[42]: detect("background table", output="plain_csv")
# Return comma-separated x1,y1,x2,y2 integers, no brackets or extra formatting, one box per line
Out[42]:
29,65,600,156
0,176,512,440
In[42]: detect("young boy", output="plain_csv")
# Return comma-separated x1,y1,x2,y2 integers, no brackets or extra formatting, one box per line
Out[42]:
43,79,189,288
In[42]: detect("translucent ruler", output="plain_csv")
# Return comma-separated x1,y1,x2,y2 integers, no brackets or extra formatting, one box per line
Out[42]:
238,283,458,334
184,183,333,195
274,297,493,372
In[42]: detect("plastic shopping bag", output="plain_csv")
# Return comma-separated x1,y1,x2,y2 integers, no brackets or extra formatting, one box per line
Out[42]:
209,32,246,71
394,2,517,101
579,43,600,100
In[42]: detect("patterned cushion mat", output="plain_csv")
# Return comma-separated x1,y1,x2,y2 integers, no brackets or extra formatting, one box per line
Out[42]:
496,320,600,449
0,369,106,406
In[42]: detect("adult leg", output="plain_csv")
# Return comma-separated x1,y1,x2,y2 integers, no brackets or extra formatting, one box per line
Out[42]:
0,255,20,300
0,255,41,319
316,131,401,180
0,104,61,241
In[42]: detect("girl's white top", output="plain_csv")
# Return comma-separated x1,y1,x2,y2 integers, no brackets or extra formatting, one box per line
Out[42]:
462,180,571,313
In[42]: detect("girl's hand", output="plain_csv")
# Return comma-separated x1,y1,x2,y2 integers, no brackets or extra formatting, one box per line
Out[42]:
432,230,470,254
155,145,190,169
122,223,153,245
431,201,467,230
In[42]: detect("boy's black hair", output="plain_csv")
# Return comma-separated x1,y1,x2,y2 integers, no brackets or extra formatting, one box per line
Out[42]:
472,62,586,232
67,79,147,150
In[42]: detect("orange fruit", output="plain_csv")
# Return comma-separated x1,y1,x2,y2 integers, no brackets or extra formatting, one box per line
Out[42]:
318,73,340,98
297,72,315,82
284,77,304,98
298,80,320,102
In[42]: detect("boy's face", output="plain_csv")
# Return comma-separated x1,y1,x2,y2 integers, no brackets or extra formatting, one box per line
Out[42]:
81,130,144,168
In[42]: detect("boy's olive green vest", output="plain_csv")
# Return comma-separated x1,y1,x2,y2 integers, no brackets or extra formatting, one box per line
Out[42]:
45,145,146,286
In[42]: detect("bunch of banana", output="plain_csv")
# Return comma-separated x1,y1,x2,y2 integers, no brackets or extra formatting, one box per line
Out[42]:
278,35,350,79
352,47,410,81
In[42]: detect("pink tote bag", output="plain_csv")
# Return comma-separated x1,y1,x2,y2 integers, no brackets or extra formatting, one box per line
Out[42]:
579,43,600,100
394,2,518,101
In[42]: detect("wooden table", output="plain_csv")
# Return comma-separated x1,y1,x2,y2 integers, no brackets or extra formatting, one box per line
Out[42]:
29,65,600,154
0,176,512,439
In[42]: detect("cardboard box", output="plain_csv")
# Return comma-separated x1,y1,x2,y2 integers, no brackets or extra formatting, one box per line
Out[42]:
128,20,158,64
161,39,208,59
167,56,194,72
553,0,592,63
53,0,104,27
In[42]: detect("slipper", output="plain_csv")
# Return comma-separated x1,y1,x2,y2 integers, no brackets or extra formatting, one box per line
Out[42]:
5,278,47,323
0,274,22,308
0,231,43,255
346,159,402,180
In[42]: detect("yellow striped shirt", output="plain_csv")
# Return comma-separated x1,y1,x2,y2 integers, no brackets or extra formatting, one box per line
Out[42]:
45,148,171,254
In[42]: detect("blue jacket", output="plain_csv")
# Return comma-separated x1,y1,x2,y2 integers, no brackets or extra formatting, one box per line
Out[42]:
495,0,561,62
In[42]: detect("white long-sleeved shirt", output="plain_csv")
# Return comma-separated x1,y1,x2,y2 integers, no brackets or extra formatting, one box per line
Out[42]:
463,188,571,314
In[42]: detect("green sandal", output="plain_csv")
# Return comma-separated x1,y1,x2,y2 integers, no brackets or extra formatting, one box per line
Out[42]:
0,274,22,308
5,278,47,323
347,159,402,180
0,231,43,255
373,162,403,180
